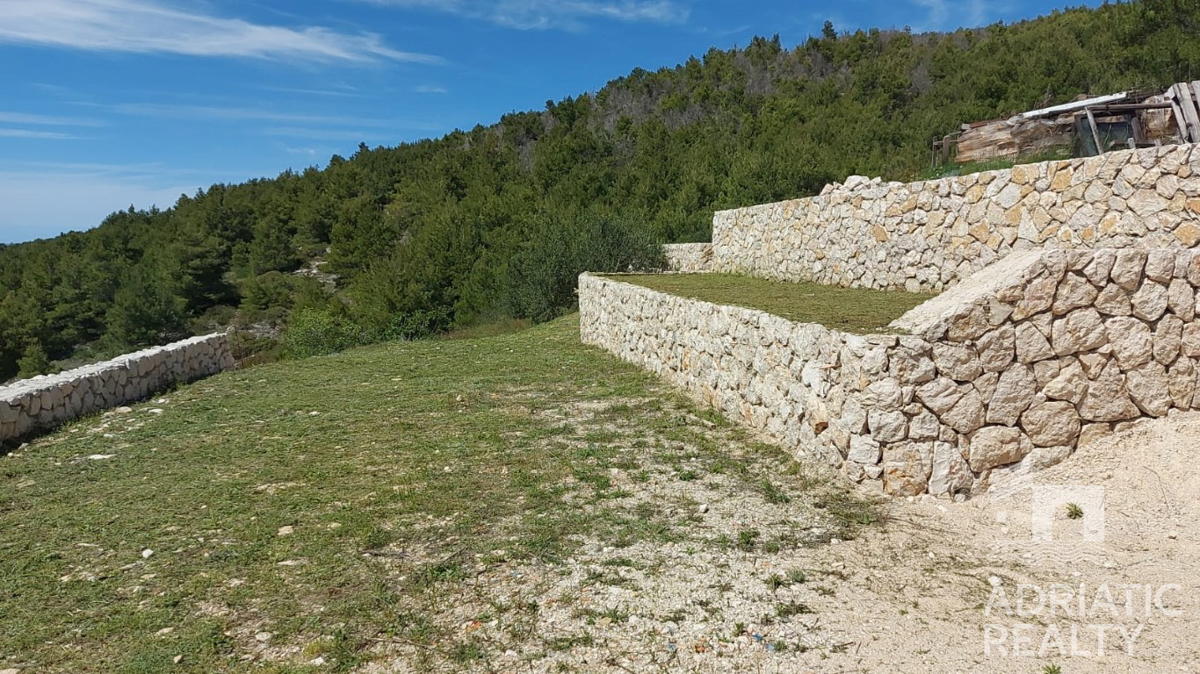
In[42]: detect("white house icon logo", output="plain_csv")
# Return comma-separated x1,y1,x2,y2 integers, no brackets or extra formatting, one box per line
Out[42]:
1031,485,1105,543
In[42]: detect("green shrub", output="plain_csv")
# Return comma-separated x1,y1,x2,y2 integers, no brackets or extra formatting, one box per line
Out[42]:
280,309,366,359
506,211,665,323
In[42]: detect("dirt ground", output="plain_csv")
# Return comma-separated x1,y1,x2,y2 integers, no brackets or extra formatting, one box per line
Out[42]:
365,409,1200,673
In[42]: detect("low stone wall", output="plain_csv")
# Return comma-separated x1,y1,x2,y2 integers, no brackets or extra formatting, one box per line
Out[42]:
580,248,1200,496
0,333,235,443
663,243,714,273
712,144,1200,292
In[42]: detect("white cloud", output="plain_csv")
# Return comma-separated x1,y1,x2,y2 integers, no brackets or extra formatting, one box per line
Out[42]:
0,0,440,64
0,128,77,139
361,0,688,30
415,85,448,94
0,110,105,127
86,101,400,127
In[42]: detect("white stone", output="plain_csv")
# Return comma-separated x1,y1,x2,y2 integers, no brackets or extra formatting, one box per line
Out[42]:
967,426,1030,471
1131,281,1169,322
1014,322,1054,363
1126,361,1172,417
931,343,981,381
985,364,1036,426
1051,308,1107,356
1105,316,1153,369
1020,400,1081,447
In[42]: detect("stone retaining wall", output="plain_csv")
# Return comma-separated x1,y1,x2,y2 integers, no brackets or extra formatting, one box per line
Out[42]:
580,248,1200,496
712,144,1200,293
663,243,714,273
0,333,235,443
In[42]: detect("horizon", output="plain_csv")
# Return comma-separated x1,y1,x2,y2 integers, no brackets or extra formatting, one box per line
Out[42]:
0,0,1104,245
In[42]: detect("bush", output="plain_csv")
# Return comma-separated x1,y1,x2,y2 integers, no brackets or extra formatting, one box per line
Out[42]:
506,212,664,323
16,341,53,379
280,309,367,359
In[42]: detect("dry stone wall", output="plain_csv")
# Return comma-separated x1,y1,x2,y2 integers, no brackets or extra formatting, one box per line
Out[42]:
712,144,1200,293
663,243,714,273
580,248,1200,496
0,333,234,443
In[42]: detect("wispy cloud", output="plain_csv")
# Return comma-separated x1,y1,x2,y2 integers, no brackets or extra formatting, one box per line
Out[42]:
85,101,398,127
360,0,688,30
0,128,77,139
263,125,442,141
0,110,104,127
415,85,448,94
0,0,441,64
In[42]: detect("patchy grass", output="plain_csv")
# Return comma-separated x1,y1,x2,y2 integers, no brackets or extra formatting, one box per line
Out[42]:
609,273,931,333
0,315,878,673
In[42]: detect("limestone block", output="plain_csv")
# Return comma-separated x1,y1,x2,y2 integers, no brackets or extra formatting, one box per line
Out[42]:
967,426,1031,471
947,304,990,342
1013,276,1057,320
1082,249,1116,286
941,388,986,434
1110,249,1147,291
889,347,936,385
1015,322,1055,363
978,325,1016,372
1021,444,1072,472
1052,273,1098,315
1078,423,1113,448
986,364,1037,426
1078,363,1140,422
929,441,973,496
1094,284,1132,316
1183,324,1200,358
869,409,908,443
931,343,982,381
908,408,940,441
1168,357,1196,408
848,434,881,465
1126,362,1172,417
1105,316,1153,368
1167,279,1195,321
1145,249,1176,283
916,377,964,416
1131,281,1169,322
1044,360,1089,405
882,441,933,496
1154,314,1184,365
859,378,903,410
1021,400,1081,447
1051,308,1107,356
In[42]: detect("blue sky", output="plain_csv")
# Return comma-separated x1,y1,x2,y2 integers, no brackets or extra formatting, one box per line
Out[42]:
0,0,1101,244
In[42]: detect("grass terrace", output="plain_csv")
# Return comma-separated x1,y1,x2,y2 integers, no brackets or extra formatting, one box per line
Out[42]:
609,273,933,333
0,316,881,673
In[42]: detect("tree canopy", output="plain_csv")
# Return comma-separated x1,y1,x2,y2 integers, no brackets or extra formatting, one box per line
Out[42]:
2,0,1197,379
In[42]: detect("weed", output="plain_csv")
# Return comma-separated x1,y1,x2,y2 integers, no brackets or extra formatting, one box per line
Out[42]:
761,480,792,504
737,529,761,551
1066,503,1084,520
776,602,814,619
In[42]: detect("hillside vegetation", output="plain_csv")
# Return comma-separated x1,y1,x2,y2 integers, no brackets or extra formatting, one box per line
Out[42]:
2,0,1198,379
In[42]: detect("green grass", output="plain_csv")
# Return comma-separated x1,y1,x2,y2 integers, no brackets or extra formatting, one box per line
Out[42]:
917,147,1075,181
609,273,932,333
0,315,878,673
